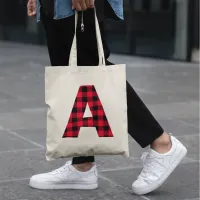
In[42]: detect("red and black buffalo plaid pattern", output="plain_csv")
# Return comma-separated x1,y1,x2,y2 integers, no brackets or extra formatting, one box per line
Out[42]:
63,85,113,138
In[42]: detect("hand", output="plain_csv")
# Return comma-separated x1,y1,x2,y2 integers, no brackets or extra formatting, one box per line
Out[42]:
27,0,37,17
72,0,94,11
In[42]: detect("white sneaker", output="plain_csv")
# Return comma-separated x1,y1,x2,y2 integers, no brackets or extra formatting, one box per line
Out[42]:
29,161,98,190
132,136,187,195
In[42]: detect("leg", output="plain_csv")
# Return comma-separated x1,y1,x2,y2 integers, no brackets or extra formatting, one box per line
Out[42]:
126,81,172,152
106,61,169,152
29,8,101,190
104,1,169,151
103,4,187,194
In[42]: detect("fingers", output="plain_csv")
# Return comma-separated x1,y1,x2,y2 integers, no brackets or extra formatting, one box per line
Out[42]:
27,0,36,17
27,7,36,16
79,0,87,10
29,10,36,17
74,3,82,11
89,0,94,8
86,0,90,8
72,0,94,11
32,0,36,14
86,0,94,8
28,9,36,17
73,0,86,11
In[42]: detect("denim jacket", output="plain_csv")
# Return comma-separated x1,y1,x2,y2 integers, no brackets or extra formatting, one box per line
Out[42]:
36,0,123,21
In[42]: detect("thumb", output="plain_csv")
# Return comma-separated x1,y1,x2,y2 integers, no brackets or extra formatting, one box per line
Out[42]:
32,10,36,16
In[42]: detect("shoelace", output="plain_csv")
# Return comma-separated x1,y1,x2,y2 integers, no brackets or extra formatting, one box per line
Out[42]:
50,161,71,174
138,151,156,180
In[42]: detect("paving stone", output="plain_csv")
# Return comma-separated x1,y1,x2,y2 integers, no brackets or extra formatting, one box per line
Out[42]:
158,119,199,136
0,112,46,130
11,128,46,147
0,130,36,152
0,149,67,181
178,118,199,129
176,135,199,160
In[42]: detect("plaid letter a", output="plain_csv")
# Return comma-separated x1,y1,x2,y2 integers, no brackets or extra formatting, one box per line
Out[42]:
63,85,113,138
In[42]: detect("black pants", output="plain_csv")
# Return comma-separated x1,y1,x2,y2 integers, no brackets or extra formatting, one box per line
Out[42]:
41,5,164,165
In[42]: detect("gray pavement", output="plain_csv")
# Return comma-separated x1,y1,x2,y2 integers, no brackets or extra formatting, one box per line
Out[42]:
0,41,199,200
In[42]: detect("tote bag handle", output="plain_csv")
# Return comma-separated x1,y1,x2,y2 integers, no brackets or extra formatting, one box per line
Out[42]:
69,9,106,66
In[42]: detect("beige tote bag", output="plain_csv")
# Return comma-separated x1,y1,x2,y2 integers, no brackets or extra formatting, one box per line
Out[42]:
45,10,129,161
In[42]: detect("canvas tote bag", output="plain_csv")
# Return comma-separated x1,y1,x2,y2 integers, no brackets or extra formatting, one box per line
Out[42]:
45,10,129,161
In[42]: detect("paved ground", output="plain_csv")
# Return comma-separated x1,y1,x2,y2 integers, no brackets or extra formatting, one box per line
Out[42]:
0,41,199,200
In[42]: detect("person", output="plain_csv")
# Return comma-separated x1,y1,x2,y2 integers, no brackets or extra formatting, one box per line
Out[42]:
27,0,187,195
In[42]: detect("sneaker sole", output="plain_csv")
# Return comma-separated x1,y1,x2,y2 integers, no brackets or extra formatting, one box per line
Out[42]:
29,181,98,190
132,145,187,195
